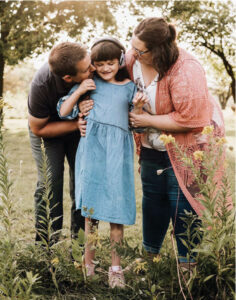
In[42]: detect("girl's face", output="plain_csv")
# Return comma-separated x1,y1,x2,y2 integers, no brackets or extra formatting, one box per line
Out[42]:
93,59,119,83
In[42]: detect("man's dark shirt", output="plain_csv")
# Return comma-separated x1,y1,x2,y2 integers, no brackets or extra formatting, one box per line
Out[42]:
28,62,74,122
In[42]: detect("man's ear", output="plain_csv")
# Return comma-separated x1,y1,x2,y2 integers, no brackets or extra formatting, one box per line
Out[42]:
62,75,73,83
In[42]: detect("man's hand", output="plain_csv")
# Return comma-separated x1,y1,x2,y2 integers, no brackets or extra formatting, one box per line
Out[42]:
77,113,87,136
79,99,94,116
77,79,96,95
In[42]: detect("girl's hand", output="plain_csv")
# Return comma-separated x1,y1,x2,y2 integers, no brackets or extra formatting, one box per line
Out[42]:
79,99,94,116
77,113,87,136
78,79,96,95
133,92,149,110
129,111,152,128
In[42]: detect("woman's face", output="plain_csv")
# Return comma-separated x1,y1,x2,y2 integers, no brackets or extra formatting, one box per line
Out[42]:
130,34,153,65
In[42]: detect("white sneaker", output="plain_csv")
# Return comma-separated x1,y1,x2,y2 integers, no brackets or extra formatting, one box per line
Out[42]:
85,264,95,277
108,266,125,289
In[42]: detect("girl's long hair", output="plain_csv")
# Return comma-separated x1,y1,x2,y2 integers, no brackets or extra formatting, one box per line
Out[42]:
91,41,130,81
134,17,179,81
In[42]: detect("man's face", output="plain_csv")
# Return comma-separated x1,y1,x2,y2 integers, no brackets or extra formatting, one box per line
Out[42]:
70,54,95,83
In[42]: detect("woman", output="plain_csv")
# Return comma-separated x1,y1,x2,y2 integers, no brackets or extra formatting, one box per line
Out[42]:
127,17,224,267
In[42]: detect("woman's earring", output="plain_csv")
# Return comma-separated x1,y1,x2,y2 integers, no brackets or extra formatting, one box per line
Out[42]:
119,50,126,68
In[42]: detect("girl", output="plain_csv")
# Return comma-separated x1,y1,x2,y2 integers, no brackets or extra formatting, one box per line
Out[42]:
57,37,147,288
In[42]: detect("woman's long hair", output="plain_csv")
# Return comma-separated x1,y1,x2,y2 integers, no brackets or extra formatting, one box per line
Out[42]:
134,18,179,81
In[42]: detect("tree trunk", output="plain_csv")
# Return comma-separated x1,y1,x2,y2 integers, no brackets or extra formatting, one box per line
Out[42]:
202,41,235,105
0,53,4,99
0,52,4,119
231,78,235,104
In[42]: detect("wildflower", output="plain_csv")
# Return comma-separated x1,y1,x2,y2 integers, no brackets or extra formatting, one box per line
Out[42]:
88,208,94,216
156,169,164,175
216,137,227,145
156,166,172,175
74,261,82,270
153,255,161,263
181,157,192,165
134,261,147,274
193,150,204,161
201,126,214,135
223,161,228,168
159,134,175,145
51,257,59,265
87,229,102,248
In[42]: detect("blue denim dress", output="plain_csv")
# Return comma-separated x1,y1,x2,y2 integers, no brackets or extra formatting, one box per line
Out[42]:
57,76,137,225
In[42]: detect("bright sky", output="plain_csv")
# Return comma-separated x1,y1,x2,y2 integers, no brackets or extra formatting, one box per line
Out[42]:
31,2,177,68
31,0,234,88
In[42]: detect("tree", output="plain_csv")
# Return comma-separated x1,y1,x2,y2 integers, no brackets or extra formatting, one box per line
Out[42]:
201,53,233,109
0,0,117,100
127,0,235,108
169,0,235,105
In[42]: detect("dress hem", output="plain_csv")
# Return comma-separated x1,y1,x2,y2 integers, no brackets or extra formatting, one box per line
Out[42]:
80,210,136,225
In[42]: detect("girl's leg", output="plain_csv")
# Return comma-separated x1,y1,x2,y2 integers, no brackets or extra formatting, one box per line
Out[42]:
110,223,124,266
109,223,125,288
84,217,99,266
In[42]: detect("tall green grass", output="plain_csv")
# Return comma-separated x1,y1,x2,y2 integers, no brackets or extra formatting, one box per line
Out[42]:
0,107,235,299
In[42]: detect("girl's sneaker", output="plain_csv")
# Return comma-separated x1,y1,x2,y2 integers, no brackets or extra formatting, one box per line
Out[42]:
108,266,125,288
85,264,95,277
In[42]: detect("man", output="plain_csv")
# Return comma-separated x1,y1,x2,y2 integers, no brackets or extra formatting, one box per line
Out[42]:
28,42,94,243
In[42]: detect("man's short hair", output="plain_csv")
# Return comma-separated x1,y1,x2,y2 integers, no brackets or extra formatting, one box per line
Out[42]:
48,42,87,77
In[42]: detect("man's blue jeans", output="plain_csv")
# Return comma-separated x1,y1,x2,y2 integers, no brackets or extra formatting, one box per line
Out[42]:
140,147,201,262
29,128,84,243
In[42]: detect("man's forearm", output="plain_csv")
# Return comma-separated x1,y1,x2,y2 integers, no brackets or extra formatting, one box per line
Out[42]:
31,120,78,138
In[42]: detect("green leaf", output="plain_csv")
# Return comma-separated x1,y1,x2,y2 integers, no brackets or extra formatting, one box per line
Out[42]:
78,228,85,245
151,284,156,293
203,274,215,282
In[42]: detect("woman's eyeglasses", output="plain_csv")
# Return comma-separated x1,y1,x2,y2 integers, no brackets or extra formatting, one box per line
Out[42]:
132,46,150,57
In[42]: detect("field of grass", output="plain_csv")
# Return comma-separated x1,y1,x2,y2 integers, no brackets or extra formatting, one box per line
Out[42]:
3,119,144,245
1,108,235,299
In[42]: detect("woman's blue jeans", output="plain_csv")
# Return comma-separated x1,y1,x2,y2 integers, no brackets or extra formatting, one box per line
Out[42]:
140,147,201,262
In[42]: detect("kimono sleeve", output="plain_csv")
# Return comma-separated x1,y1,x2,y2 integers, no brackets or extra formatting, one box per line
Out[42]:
168,60,211,128
57,84,80,120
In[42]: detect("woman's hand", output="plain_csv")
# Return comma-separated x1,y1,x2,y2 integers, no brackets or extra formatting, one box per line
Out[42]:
130,112,193,132
133,91,149,108
78,99,94,116
129,110,152,128
77,113,87,136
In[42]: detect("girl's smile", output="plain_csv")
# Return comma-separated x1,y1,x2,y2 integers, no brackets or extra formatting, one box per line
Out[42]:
93,59,120,83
